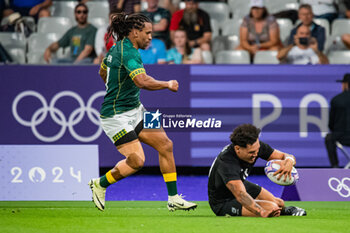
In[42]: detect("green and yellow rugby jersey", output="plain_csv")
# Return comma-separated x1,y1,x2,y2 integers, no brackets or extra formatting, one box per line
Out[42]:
100,38,146,117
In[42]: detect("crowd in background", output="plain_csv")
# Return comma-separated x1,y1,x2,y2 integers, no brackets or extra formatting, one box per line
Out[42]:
0,0,350,64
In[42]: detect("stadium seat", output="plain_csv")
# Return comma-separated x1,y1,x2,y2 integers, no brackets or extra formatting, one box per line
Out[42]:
212,35,240,56
50,1,77,22
37,17,72,37
26,51,46,64
331,19,350,37
266,0,299,14
336,141,350,169
228,0,250,19
198,2,230,23
202,50,213,64
314,18,330,37
89,17,108,29
276,18,293,45
210,18,219,39
27,33,60,52
86,1,109,20
253,51,279,64
215,50,250,64
0,32,26,50
221,18,243,36
7,48,26,64
328,51,350,64
326,35,347,54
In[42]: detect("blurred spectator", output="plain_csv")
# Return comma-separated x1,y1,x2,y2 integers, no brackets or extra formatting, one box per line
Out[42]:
93,13,115,64
142,0,171,47
139,38,167,64
167,28,202,64
236,0,282,57
325,74,350,168
2,0,52,21
338,0,350,18
44,3,97,64
277,25,329,64
340,1,350,48
158,0,180,14
169,0,211,51
300,0,338,24
0,0,5,21
109,0,141,14
288,4,326,52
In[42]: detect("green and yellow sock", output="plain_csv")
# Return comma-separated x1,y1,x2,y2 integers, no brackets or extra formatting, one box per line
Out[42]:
99,170,117,188
163,172,178,196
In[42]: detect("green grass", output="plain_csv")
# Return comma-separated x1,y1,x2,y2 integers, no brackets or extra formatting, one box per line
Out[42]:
1,201,350,233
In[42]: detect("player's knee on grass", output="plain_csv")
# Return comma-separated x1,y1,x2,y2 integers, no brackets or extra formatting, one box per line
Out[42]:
126,152,145,170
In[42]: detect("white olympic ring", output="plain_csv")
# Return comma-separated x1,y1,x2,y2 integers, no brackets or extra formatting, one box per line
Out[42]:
12,90,105,142
328,177,350,198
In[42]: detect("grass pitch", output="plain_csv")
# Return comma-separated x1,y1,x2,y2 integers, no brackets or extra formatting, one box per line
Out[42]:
1,201,349,233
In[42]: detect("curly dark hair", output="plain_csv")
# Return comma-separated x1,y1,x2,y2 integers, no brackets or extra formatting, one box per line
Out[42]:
107,12,152,41
230,124,261,147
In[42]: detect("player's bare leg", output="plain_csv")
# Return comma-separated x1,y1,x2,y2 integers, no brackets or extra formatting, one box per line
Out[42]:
89,139,145,211
138,128,197,211
256,188,284,208
242,200,281,217
256,188,306,216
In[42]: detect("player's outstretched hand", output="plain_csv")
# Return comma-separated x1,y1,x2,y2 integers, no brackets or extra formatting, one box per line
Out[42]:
168,80,179,92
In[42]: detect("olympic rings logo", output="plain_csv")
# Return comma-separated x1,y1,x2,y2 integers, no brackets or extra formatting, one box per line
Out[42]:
328,177,350,198
12,90,105,142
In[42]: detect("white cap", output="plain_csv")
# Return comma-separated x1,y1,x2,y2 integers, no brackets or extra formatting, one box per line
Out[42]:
8,12,21,25
250,0,265,8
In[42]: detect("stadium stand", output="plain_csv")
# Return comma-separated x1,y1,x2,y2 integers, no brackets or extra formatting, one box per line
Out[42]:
0,32,26,50
198,2,230,23
26,51,44,64
89,17,108,29
331,19,350,37
314,18,330,37
37,17,72,37
221,18,242,36
86,1,109,20
27,33,60,53
253,50,279,64
7,47,26,64
212,35,240,56
328,51,350,64
50,1,77,22
266,0,299,14
210,18,219,39
201,50,213,64
276,18,294,45
228,0,250,19
215,50,250,64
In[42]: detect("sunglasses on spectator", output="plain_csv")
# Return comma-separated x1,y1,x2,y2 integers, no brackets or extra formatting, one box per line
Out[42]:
76,10,88,14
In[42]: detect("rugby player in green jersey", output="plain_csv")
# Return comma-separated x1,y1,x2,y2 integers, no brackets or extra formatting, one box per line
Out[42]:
89,12,197,212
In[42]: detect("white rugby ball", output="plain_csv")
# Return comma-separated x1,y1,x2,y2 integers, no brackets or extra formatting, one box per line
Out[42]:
264,160,299,186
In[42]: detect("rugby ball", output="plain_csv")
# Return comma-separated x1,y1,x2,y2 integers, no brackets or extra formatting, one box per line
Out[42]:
264,160,299,186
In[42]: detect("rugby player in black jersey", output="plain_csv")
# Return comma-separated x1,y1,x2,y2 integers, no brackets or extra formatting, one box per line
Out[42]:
208,124,306,217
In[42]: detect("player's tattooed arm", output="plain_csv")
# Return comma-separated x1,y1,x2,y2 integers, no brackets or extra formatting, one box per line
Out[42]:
226,180,264,217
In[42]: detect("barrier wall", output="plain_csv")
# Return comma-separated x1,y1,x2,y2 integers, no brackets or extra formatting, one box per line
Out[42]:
1,64,349,167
